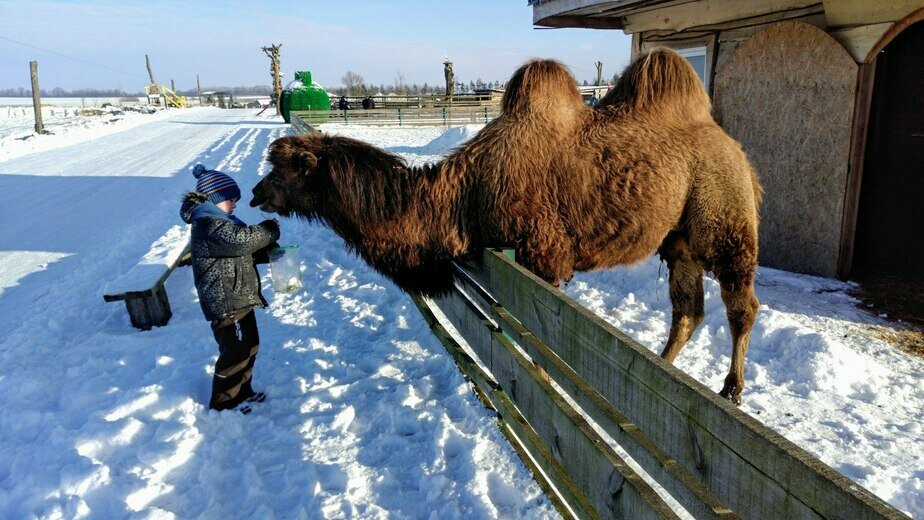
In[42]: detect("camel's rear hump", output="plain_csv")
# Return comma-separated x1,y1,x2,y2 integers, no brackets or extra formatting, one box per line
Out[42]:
600,49,712,122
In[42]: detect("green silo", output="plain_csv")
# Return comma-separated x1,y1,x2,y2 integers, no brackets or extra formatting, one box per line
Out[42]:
281,71,330,123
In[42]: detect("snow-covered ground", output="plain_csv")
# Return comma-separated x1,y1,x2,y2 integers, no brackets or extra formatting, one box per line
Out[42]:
0,109,920,518
0,97,145,107
0,104,178,163
0,110,554,519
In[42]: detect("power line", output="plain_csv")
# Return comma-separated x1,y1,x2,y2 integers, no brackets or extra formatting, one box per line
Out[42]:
0,35,146,78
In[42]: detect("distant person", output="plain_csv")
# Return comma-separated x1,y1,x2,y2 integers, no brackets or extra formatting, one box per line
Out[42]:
589,94,599,107
180,164,280,414
368,96,376,109
338,96,349,110
361,96,371,109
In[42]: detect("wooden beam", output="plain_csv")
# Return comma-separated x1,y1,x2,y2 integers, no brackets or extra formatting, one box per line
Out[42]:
823,0,924,28
533,0,626,26
837,59,877,279
640,3,824,40
534,14,627,29
829,23,893,63
623,0,819,34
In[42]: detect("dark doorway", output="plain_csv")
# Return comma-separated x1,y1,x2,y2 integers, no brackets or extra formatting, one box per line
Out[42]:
853,21,924,281
851,21,924,325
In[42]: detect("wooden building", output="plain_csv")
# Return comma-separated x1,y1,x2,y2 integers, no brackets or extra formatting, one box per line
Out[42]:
531,1,924,281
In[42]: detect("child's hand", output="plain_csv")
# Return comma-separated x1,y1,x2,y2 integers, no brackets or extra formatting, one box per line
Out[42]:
262,219,280,236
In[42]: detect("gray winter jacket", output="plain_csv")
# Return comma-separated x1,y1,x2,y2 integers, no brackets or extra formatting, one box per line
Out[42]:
180,192,280,321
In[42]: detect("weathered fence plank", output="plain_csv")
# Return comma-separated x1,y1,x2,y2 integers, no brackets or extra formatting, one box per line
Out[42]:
452,266,737,520
290,113,317,135
412,295,598,519
431,285,680,519
459,249,906,520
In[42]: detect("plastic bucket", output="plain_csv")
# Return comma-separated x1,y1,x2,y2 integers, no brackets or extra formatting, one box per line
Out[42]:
268,246,302,293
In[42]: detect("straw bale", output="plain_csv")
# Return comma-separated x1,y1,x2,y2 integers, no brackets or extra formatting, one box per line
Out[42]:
713,21,856,277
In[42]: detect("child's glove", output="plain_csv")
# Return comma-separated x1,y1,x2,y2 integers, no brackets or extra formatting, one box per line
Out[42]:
261,219,280,237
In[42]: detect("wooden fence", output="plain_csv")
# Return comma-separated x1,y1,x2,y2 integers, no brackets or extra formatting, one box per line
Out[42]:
290,112,317,135
412,249,909,520
336,92,504,109
290,105,500,127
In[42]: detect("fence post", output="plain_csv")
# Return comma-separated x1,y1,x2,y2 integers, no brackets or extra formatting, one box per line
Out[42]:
30,61,45,134
484,107,488,124
398,108,402,126
443,107,447,126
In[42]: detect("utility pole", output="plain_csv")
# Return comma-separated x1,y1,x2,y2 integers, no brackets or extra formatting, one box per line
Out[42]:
595,61,603,85
443,57,455,98
145,54,159,105
29,61,45,134
145,54,156,85
196,74,201,103
261,44,283,115
171,79,175,93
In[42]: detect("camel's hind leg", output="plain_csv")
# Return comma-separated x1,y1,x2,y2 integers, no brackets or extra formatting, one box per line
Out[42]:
715,263,760,405
658,233,705,363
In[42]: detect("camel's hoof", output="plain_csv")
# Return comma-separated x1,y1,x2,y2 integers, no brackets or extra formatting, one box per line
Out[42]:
718,384,742,406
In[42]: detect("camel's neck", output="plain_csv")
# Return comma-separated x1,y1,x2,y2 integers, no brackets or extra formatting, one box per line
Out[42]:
322,154,469,271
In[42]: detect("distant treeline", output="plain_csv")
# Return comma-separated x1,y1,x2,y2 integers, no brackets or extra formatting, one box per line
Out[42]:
0,85,274,98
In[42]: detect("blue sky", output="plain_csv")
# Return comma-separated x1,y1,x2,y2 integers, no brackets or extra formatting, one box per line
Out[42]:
0,0,632,92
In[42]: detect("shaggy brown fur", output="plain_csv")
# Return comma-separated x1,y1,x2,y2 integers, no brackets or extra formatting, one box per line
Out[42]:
251,49,762,404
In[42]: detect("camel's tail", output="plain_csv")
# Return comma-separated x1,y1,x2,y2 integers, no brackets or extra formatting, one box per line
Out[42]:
599,49,711,121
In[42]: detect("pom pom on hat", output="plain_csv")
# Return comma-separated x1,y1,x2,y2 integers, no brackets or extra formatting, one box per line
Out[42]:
193,165,241,205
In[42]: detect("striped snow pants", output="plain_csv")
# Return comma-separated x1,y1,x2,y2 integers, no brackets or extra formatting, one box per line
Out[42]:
209,309,260,411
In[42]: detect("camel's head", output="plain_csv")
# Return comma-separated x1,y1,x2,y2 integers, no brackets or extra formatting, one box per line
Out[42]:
251,134,327,220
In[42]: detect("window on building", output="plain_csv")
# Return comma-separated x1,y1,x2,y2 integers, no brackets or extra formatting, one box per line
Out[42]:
676,46,707,86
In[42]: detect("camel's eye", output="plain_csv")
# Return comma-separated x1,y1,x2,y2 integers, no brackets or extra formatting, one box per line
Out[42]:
268,175,282,186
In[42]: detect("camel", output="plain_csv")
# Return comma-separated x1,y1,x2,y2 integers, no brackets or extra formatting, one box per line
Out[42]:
250,49,762,404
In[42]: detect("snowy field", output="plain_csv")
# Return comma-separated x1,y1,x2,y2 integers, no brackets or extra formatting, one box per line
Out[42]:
0,97,144,107
0,104,176,163
0,108,920,518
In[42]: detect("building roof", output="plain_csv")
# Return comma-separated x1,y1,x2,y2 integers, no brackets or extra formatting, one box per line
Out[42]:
530,0,820,31
530,0,924,33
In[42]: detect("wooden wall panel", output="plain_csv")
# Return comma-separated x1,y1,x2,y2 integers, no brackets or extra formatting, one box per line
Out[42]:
713,21,857,277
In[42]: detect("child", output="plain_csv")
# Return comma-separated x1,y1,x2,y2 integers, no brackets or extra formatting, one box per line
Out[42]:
180,164,280,413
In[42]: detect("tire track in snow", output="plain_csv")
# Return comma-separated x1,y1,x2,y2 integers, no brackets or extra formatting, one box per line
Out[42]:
208,127,241,154
216,128,257,173
256,127,288,178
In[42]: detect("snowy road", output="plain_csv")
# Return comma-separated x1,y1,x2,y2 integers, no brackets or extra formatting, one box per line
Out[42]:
0,110,554,518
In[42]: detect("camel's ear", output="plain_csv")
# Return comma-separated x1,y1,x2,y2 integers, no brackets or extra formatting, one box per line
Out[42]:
298,151,318,171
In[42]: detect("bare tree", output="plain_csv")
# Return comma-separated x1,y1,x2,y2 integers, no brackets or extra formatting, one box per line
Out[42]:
341,71,364,95
393,70,407,95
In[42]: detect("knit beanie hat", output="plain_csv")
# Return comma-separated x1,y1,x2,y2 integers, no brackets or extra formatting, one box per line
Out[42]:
192,164,241,205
